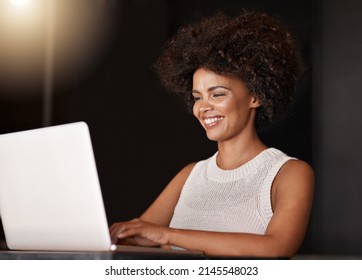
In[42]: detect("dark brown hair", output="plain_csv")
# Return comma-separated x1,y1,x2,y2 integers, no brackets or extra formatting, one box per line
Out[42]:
155,10,303,128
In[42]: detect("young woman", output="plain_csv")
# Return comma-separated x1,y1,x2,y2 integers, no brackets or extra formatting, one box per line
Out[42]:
110,10,314,257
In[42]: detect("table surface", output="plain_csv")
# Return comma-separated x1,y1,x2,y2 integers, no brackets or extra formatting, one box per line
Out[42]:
0,250,207,260
0,249,290,260
1,251,361,260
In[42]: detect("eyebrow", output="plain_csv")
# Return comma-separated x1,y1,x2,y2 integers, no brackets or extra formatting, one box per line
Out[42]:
192,85,231,93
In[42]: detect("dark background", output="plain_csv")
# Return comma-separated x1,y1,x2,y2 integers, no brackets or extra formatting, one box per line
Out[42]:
0,0,361,256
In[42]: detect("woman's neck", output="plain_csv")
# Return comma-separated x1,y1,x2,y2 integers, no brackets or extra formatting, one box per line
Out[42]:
216,131,267,170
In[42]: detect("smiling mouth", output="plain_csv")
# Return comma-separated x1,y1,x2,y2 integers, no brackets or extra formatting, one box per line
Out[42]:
203,117,224,127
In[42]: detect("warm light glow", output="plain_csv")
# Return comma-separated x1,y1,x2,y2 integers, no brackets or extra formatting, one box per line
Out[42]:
0,0,118,99
8,0,31,7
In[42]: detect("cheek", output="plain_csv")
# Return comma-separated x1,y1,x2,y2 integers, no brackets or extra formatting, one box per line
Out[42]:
216,100,234,113
192,103,199,118
222,97,249,113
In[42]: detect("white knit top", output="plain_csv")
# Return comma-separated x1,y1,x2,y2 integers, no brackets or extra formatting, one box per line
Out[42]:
169,148,294,235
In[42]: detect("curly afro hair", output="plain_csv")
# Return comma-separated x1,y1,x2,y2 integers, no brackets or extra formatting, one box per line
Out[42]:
155,10,304,128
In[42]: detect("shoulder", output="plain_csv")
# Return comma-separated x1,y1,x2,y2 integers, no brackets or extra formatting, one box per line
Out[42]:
180,162,197,175
139,162,198,224
273,159,314,202
173,152,220,184
175,155,213,180
266,159,314,256
278,159,314,184
170,162,197,186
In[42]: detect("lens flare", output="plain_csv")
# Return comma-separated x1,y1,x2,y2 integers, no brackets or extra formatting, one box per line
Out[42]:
8,0,31,7
0,0,118,99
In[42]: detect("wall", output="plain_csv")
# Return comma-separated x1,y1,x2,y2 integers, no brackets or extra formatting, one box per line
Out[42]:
315,0,362,255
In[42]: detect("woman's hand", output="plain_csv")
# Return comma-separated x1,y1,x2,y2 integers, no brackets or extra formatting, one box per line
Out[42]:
109,218,171,247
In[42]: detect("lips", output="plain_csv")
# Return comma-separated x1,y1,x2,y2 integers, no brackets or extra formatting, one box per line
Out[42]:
202,116,224,128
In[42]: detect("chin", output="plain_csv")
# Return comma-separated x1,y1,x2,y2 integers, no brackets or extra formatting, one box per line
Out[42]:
205,132,224,142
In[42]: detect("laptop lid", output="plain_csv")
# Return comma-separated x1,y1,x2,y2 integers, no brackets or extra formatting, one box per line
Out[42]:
0,122,112,251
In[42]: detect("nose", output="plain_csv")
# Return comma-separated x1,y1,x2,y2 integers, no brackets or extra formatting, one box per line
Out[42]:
199,98,213,113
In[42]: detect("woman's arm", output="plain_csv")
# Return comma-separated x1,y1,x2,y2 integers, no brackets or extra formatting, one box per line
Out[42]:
111,160,314,257
139,162,196,225
110,162,196,243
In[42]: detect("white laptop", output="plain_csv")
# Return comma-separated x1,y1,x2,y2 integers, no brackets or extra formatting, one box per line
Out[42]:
0,122,201,255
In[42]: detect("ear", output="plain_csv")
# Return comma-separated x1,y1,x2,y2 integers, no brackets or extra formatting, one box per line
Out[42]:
250,96,261,108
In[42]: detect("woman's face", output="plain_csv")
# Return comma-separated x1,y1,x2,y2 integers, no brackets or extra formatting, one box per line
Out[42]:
192,68,260,142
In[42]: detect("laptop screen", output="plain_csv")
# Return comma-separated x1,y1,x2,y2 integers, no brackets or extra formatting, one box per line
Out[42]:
0,122,112,251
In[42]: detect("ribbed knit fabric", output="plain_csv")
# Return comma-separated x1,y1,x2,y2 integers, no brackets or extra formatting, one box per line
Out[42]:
169,148,295,234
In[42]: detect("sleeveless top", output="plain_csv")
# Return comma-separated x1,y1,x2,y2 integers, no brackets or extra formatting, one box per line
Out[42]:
169,148,294,234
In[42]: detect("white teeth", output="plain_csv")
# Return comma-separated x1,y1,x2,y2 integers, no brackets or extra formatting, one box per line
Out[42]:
204,117,224,125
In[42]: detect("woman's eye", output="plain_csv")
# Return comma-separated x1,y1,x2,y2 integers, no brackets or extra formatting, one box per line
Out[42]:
192,96,202,102
212,92,225,98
